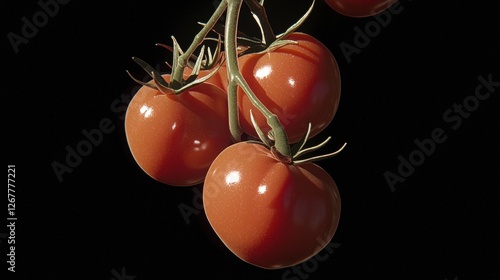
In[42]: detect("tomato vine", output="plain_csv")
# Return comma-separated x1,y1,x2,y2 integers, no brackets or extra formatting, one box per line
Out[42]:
124,0,355,269
128,0,327,159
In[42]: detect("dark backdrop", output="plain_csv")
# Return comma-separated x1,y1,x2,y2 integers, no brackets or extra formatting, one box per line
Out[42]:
3,1,499,279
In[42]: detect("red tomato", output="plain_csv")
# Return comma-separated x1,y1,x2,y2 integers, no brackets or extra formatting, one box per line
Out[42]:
203,142,341,269
203,67,228,93
324,0,398,18
237,33,341,143
190,63,228,94
125,75,232,186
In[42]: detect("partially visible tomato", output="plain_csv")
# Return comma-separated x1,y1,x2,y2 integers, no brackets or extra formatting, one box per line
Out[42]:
237,33,341,143
204,66,228,93
324,0,398,18
125,75,232,186
189,61,228,94
203,142,341,269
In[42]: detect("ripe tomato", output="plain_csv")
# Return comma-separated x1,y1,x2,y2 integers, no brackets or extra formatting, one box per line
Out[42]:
125,75,232,186
203,142,341,269
237,33,341,143
203,66,228,93
324,0,398,18
189,62,228,94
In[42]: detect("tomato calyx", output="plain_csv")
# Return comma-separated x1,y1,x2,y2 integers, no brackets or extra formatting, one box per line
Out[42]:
243,0,276,45
249,110,347,164
211,0,316,56
256,0,316,55
291,124,347,164
157,35,223,72
127,38,224,95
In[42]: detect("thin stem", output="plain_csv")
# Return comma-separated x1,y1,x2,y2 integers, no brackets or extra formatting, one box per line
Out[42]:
225,0,244,143
244,0,275,44
294,136,332,159
171,1,228,84
250,109,272,147
293,143,347,165
225,0,291,158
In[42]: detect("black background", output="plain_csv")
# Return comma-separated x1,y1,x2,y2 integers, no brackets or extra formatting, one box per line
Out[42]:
3,0,500,279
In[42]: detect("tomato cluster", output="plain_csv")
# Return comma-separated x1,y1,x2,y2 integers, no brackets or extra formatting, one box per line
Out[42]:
124,0,396,270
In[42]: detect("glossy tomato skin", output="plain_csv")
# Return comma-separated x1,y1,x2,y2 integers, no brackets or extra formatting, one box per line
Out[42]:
238,33,341,143
203,142,341,269
125,75,232,186
194,67,228,94
324,0,398,18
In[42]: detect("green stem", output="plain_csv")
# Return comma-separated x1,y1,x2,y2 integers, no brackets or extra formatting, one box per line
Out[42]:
171,1,228,85
225,0,244,143
243,0,276,44
225,0,291,158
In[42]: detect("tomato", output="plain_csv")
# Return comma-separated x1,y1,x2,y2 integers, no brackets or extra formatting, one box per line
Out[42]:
189,63,228,94
202,67,228,93
125,75,232,186
203,142,341,269
237,33,341,143
324,0,398,18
